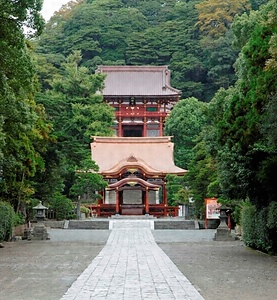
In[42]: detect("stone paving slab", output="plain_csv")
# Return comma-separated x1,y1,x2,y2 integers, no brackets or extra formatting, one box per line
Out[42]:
60,220,205,300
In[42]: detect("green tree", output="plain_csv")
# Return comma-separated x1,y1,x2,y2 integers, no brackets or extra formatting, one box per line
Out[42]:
35,51,114,200
195,0,251,38
0,201,15,241
166,174,191,206
207,0,277,253
164,97,208,169
70,158,107,200
70,158,108,219
49,193,74,221
215,1,277,206
0,1,50,213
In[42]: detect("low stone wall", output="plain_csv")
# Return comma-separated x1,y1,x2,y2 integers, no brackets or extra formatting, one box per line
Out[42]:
13,225,26,236
68,220,109,230
43,220,65,229
154,220,196,230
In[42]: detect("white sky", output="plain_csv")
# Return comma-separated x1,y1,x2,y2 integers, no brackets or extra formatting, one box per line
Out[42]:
41,0,71,21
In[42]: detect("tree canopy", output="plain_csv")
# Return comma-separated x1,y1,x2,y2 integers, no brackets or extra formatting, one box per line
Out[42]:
35,50,114,201
35,0,255,102
164,97,208,170
0,0,49,212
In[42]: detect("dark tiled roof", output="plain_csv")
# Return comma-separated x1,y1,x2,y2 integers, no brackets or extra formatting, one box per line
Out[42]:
96,66,181,97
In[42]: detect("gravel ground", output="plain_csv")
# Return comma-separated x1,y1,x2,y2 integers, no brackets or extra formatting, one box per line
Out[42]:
0,229,276,300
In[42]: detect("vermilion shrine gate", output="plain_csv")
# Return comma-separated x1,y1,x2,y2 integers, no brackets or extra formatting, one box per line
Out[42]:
87,66,187,217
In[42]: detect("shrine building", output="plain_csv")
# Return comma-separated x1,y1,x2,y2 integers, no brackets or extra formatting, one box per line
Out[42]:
88,66,187,217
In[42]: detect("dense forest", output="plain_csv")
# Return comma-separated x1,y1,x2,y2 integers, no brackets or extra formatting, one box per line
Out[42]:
36,0,266,101
1,0,276,253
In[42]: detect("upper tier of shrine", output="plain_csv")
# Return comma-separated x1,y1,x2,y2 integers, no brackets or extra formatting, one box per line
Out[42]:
96,65,181,137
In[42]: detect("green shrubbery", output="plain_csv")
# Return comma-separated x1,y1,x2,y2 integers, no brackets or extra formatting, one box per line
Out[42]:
13,212,25,227
241,202,277,254
267,202,277,253
49,193,74,221
0,201,15,242
81,206,90,218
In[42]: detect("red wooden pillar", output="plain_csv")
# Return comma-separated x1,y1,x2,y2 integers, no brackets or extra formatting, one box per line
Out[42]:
143,117,147,137
118,117,122,137
103,189,106,204
163,183,168,216
145,187,149,214
115,188,120,214
159,117,163,136
98,190,104,204
163,183,168,205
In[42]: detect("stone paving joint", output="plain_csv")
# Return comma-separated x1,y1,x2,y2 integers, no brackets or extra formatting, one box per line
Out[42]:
60,220,205,300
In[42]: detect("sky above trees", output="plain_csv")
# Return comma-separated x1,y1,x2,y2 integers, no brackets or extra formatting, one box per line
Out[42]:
42,0,71,21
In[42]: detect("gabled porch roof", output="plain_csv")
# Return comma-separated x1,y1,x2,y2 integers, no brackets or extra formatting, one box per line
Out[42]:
108,176,160,190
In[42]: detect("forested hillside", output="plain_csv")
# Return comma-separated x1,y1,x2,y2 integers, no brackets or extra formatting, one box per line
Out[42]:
36,0,266,102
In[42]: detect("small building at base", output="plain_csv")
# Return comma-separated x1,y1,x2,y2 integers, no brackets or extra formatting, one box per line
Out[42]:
89,136,187,217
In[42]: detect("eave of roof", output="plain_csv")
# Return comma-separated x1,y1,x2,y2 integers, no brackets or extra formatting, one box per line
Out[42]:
101,158,162,176
96,65,181,97
91,136,187,175
108,176,160,189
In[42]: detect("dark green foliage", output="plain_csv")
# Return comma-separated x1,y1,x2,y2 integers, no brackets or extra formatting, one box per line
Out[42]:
165,174,190,206
241,204,256,248
0,1,51,212
206,1,277,253
241,202,277,254
214,1,277,207
70,158,108,201
0,201,15,242
255,207,271,252
164,97,208,169
49,193,74,221
185,137,218,218
35,0,249,101
13,213,25,227
267,202,277,230
34,51,114,201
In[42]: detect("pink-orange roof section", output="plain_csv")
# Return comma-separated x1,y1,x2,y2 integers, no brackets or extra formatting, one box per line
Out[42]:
96,65,181,97
91,136,187,176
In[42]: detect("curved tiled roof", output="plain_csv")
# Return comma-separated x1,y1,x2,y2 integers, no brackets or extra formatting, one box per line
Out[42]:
91,136,187,175
109,176,160,189
101,155,162,176
96,65,181,97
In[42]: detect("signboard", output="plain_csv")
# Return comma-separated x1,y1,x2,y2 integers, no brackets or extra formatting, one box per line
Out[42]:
205,198,220,219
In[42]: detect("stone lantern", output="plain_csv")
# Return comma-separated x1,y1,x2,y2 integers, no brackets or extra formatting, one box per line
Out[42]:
214,205,233,241
32,201,50,240
218,205,231,228
33,201,48,222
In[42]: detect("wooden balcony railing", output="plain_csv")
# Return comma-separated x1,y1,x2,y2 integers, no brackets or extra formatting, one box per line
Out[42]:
86,204,179,218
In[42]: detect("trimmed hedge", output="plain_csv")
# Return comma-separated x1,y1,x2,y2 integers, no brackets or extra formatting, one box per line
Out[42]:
0,201,15,242
241,202,277,254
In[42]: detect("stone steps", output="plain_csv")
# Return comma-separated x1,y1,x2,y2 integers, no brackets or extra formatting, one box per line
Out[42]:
66,218,197,230
154,220,196,230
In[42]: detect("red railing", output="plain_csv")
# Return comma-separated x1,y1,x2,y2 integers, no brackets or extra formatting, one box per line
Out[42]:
149,204,179,217
86,204,179,218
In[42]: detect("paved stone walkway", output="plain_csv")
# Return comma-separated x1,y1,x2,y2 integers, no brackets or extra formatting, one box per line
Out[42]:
60,220,205,300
